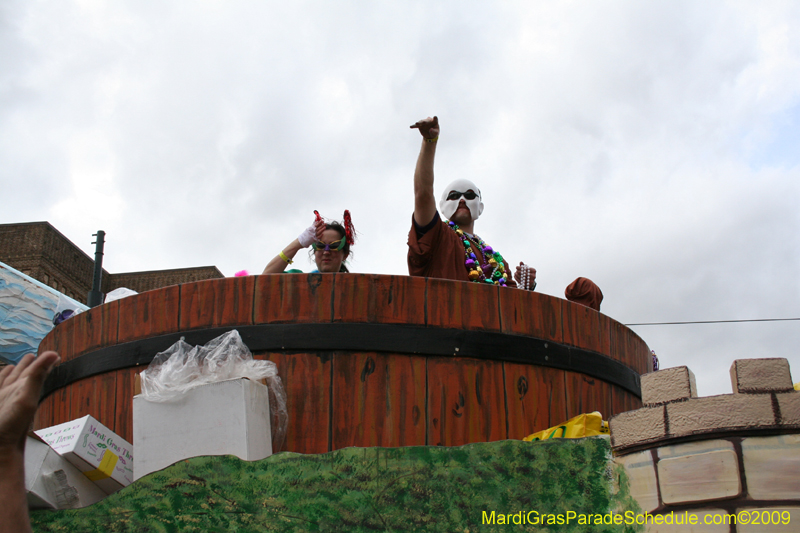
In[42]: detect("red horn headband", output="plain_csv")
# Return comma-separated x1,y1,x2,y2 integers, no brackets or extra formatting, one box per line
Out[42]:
343,210,355,246
312,210,355,246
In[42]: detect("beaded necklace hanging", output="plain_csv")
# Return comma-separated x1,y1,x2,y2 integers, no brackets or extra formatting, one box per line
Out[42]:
447,220,509,286
518,262,530,290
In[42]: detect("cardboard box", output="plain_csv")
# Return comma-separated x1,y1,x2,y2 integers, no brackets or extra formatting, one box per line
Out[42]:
133,377,272,481
25,435,107,510
34,415,134,494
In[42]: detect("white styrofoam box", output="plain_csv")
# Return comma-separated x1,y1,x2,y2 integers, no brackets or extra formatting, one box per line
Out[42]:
25,435,108,510
133,377,272,481
34,415,134,494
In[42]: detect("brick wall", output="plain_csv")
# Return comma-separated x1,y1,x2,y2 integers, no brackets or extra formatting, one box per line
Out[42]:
0,222,100,301
611,358,799,532
0,222,224,304
107,266,224,293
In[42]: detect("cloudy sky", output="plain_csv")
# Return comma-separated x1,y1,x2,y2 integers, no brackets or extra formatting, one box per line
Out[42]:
2,1,799,396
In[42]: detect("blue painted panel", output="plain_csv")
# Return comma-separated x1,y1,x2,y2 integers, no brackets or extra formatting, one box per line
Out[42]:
0,261,87,364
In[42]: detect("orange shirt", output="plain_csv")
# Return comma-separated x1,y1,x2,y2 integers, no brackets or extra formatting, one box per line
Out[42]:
407,212,516,287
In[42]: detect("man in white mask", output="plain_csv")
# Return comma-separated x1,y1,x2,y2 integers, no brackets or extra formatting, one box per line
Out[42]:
407,116,537,290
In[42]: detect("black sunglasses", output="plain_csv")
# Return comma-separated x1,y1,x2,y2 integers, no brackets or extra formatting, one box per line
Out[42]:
446,190,478,201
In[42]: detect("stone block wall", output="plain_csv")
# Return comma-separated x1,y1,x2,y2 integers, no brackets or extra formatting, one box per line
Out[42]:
611,358,799,532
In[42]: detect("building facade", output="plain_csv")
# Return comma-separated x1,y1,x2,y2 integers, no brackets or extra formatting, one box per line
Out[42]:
0,222,224,304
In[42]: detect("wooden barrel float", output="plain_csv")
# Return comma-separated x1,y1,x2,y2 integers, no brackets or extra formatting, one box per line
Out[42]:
35,274,650,454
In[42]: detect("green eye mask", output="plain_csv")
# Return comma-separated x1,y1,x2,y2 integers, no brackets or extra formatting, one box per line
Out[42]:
312,239,345,252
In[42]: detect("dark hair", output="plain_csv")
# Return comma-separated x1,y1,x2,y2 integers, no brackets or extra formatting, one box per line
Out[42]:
309,221,352,272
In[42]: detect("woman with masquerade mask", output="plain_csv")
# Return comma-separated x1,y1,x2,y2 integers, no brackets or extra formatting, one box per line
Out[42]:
263,211,355,274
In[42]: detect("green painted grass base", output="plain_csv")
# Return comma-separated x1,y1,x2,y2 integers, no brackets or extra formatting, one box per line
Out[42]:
31,437,642,532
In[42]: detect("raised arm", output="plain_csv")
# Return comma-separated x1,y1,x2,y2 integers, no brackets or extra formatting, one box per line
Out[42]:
410,116,440,226
262,218,325,274
0,351,60,533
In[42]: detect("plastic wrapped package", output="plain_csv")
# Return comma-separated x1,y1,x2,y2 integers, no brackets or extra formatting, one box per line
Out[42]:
104,287,138,303
522,412,609,442
139,330,287,451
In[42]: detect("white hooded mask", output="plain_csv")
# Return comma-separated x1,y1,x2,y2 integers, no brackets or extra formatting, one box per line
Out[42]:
439,179,484,221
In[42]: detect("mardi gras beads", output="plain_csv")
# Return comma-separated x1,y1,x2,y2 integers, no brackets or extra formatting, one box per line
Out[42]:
448,220,508,286
518,262,531,290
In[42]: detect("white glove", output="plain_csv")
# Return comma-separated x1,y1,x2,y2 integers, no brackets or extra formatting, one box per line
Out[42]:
297,223,317,248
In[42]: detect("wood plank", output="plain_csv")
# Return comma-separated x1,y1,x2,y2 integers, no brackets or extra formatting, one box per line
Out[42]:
595,379,614,422
71,301,120,358
51,385,71,427
49,315,76,362
69,376,95,421
34,395,54,431
564,370,614,421
427,279,501,332
70,306,99,359
427,357,506,446
98,300,120,349
608,317,634,372
96,370,118,428
561,299,604,354
632,333,654,376
608,319,646,405
331,274,371,323
114,367,139,443
67,373,118,427
504,363,567,440
332,275,427,326
255,351,331,454
35,333,60,429
117,286,180,343
597,313,613,360
179,276,255,330
498,289,563,343
370,275,427,325
610,384,629,419
331,352,426,448
37,330,57,357
624,323,649,376
612,384,640,416
254,274,334,324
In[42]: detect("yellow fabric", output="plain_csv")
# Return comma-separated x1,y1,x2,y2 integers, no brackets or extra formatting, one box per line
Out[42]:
795,382,800,391
84,449,118,481
523,412,608,442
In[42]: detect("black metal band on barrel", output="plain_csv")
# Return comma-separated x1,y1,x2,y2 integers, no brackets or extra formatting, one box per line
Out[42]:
40,323,641,399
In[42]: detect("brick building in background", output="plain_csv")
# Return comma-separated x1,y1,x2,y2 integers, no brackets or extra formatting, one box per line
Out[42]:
0,222,224,304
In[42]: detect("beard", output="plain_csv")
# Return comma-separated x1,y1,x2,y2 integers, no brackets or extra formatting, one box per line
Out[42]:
449,207,473,227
